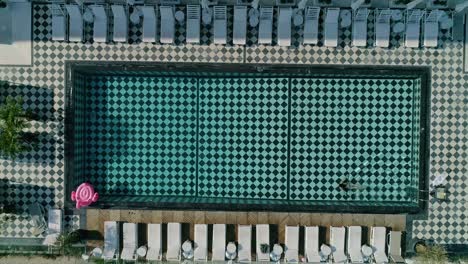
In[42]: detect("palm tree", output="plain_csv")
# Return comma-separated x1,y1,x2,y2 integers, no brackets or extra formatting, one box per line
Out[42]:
0,96,31,159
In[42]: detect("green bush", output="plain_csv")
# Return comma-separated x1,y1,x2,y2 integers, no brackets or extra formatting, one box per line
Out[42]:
416,245,448,264
394,0,412,4
55,231,82,256
260,243,269,254
433,0,447,5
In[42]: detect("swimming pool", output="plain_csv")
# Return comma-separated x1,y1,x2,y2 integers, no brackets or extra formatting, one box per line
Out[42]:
66,63,430,213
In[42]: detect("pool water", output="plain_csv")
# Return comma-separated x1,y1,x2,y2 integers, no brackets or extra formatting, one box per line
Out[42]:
77,71,423,207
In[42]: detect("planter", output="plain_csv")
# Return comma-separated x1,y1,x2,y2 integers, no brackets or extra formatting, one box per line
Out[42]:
414,241,427,253
427,0,448,9
351,0,371,8
389,0,411,8
260,243,269,254
315,0,333,6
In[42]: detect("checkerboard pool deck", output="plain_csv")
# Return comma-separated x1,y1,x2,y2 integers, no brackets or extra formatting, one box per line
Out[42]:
0,4,466,248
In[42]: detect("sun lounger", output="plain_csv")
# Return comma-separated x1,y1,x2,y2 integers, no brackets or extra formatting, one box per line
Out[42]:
423,10,439,47
258,7,274,45
166,222,181,261
285,226,299,262
51,4,66,41
389,231,405,263
213,6,227,44
330,227,347,263
324,8,340,47
405,9,423,48
160,6,175,44
352,8,369,47
375,9,392,47
256,224,270,261
186,5,200,44
370,227,388,264
111,5,127,42
121,223,138,262
65,4,83,42
303,7,320,45
103,221,120,261
90,5,107,43
28,203,47,236
305,226,322,263
194,224,208,261
347,226,364,263
238,225,252,262
277,7,292,46
146,224,162,261
142,6,157,43
42,209,63,252
212,224,226,261
233,6,247,45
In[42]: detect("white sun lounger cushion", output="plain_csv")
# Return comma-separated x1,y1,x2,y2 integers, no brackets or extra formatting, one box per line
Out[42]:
121,223,138,261
47,209,62,234
51,5,66,41
371,227,388,264
389,231,405,263
103,221,120,260
194,224,208,261
65,5,83,42
91,5,107,43
352,8,369,47
278,7,292,47
142,6,157,43
43,209,63,246
330,227,347,263
405,9,423,48
212,224,226,261
111,5,127,42
258,7,274,45
146,224,162,261
285,226,299,262
424,10,440,47
303,7,320,45
166,223,181,261
375,9,392,48
213,6,227,44
348,226,364,263
324,8,340,47
256,224,270,261
233,6,247,45
238,225,252,262
160,6,175,44
305,226,321,263
186,5,200,44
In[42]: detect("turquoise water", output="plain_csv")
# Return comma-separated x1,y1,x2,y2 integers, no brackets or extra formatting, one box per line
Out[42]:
80,74,421,204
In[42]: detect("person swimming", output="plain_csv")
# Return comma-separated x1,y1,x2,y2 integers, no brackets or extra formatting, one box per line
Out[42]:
338,179,365,191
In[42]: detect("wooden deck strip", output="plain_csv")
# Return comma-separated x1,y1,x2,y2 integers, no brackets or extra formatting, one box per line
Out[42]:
87,209,407,246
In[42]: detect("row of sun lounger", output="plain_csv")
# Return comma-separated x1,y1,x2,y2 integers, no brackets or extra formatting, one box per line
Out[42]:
100,221,405,263
52,4,445,48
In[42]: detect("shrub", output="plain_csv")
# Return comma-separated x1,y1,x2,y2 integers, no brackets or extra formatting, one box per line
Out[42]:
416,245,448,264
55,231,82,256
260,243,269,254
